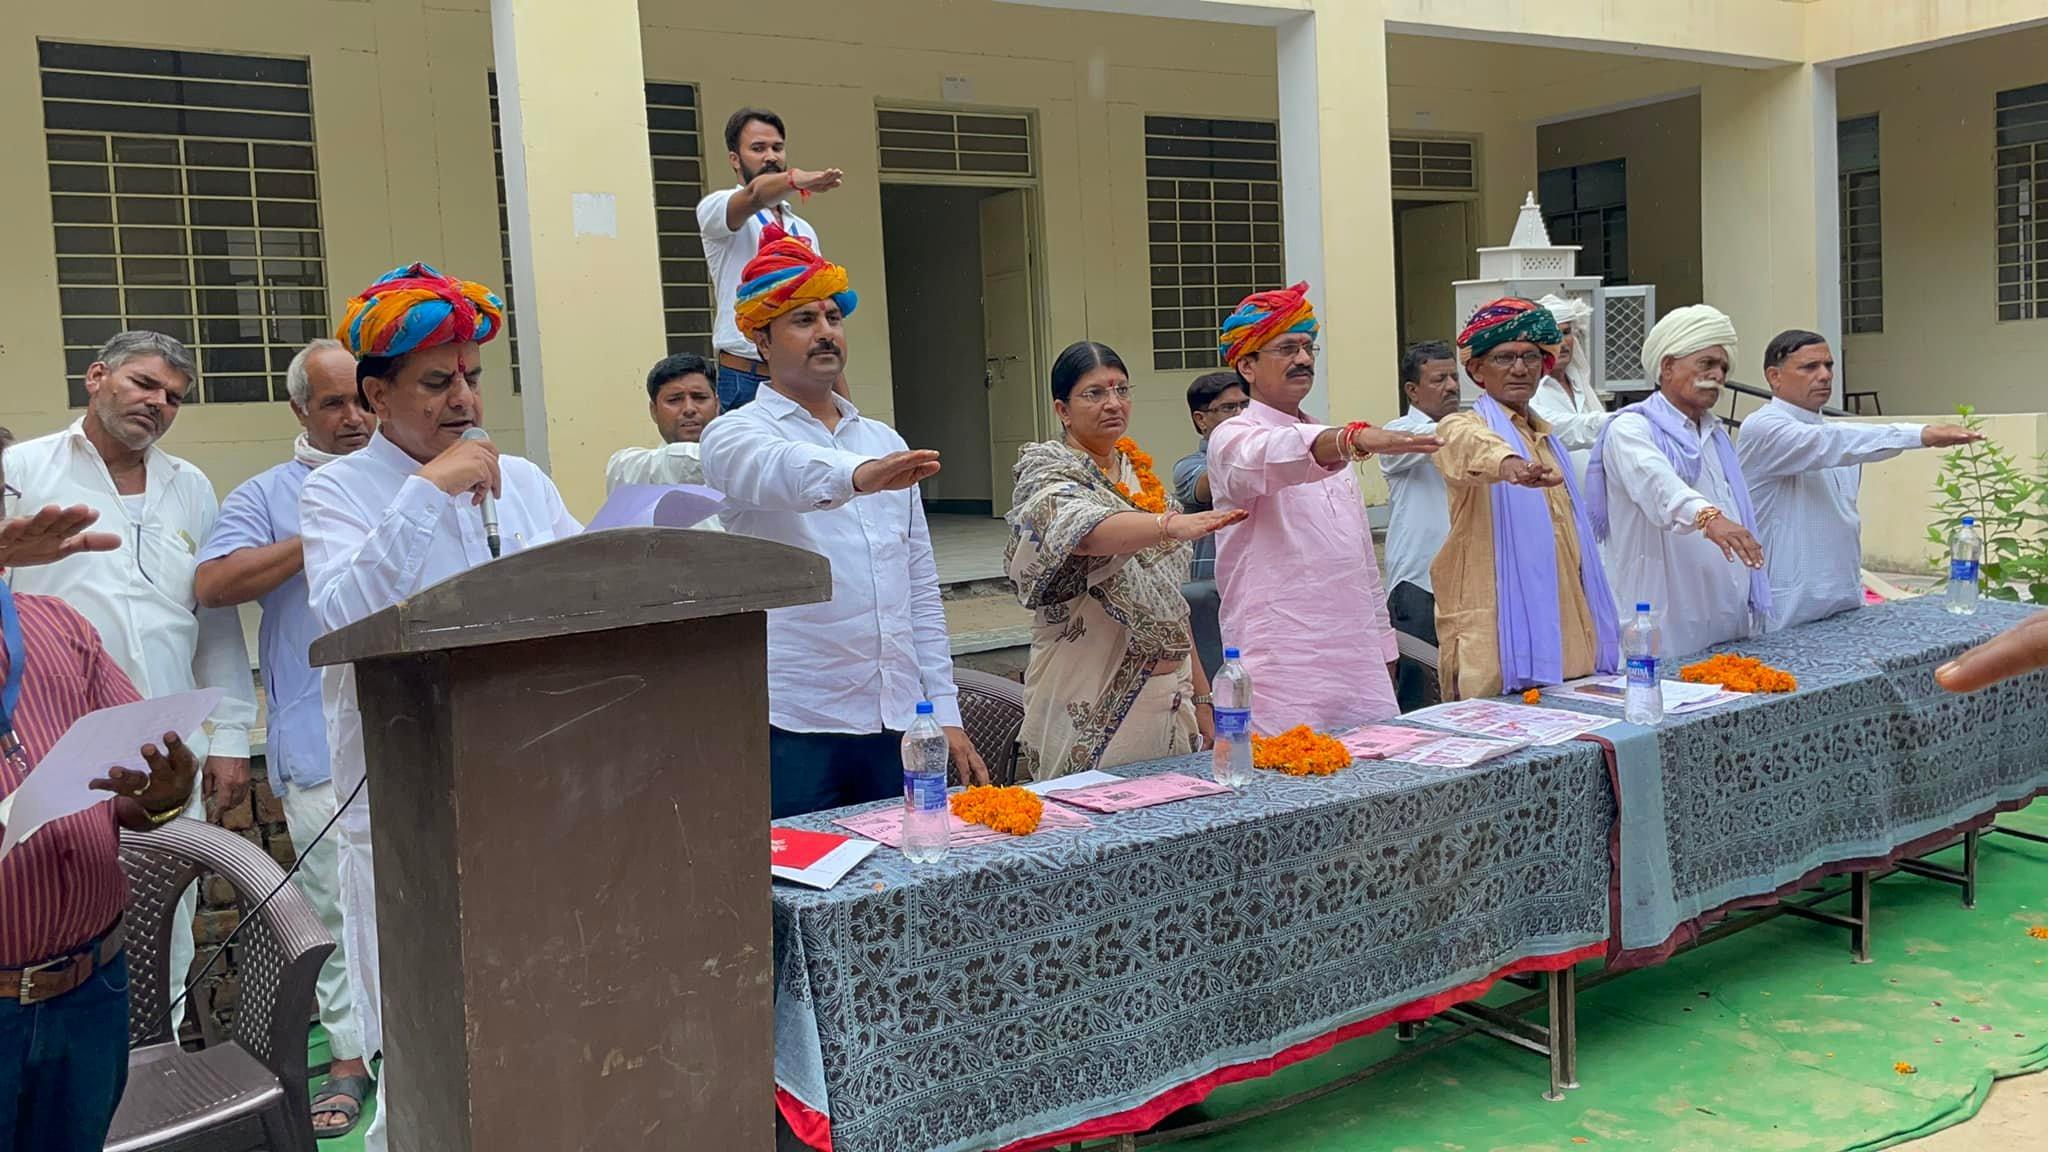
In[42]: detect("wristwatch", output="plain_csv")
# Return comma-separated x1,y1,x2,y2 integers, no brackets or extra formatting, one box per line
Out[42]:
1191,693,1214,706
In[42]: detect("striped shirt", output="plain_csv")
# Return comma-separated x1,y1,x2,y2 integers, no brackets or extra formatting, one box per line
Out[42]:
0,591,141,966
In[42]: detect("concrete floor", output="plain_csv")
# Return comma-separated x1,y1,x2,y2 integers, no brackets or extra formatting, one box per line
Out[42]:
1902,1075,2048,1149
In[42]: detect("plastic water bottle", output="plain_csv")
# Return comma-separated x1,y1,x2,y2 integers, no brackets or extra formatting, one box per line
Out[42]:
1947,516,1982,615
1622,603,1665,726
901,702,950,863
1211,647,1255,787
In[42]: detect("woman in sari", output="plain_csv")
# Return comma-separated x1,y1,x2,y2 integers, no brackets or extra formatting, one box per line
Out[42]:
1005,341,1246,781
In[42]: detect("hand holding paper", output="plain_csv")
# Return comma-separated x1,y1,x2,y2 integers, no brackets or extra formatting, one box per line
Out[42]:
0,689,221,860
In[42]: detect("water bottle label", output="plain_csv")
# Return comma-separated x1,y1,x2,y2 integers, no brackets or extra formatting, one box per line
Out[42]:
1950,559,1980,583
1626,655,1657,687
904,773,948,812
1213,707,1251,739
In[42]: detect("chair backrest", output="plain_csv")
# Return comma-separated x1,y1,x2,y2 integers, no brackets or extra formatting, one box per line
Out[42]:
117,832,203,1049
953,668,1026,786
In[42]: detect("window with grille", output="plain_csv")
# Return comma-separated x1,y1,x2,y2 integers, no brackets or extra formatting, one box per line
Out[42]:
1144,116,1283,371
876,109,1033,176
40,41,326,407
1538,159,1628,285
490,76,712,391
1838,116,1883,334
1996,82,2048,322
1390,137,1476,193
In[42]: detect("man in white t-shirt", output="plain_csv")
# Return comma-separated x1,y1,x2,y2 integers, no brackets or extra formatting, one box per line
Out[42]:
695,107,846,409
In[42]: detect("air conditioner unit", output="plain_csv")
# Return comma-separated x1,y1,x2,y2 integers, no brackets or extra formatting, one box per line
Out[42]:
1596,285,1656,396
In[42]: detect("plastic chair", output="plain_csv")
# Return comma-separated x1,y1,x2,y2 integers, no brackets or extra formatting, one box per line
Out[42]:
107,819,333,1152
953,668,1026,786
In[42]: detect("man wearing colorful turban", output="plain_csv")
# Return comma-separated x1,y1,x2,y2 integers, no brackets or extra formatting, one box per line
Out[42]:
303,261,581,1152
1205,282,1443,731
703,231,991,818
1430,298,1619,699
1584,303,1769,662
1530,293,1609,483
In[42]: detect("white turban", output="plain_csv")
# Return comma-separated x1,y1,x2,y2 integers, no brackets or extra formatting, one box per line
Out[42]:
1538,294,1596,393
1640,303,1738,381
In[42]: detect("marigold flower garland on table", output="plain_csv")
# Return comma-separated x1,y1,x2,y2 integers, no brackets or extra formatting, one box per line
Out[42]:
950,785,1045,835
1110,437,1168,514
1250,725,1353,776
1679,653,1798,694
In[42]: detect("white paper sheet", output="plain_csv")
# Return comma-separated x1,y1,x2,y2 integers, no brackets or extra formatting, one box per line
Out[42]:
1403,699,1616,745
1022,770,1123,795
0,688,223,861
1550,676,1746,715
584,484,726,533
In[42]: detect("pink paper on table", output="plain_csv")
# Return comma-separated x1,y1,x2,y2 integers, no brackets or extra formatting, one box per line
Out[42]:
1339,725,1440,760
1043,772,1230,813
832,800,1089,849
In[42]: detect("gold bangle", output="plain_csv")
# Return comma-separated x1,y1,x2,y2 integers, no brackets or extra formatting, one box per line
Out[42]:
1694,506,1725,531
144,802,184,827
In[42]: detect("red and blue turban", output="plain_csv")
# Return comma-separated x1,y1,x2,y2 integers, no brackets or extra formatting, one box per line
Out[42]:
1219,282,1317,365
337,262,505,360
734,224,857,338
1456,297,1561,371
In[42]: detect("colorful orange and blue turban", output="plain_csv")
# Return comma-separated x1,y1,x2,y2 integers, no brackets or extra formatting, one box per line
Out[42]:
336,262,505,361
1456,297,1561,372
1219,282,1318,365
734,224,857,339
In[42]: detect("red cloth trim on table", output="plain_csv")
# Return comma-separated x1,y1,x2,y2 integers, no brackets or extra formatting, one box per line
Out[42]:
773,942,1603,1152
1581,730,2045,971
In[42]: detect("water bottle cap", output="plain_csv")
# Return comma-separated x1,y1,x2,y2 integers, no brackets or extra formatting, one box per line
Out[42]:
1223,647,1241,660
1961,516,1976,526
1636,602,1651,613
915,701,934,715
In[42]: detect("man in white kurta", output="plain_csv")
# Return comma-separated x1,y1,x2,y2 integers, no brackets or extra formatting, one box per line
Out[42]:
1530,294,1608,483
1736,330,1980,631
6,330,258,1010
303,263,578,1152
1586,305,1769,662
603,352,725,531
1381,341,1458,712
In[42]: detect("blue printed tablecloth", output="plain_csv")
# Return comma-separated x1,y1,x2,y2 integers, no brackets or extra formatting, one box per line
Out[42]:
772,744,1612,1152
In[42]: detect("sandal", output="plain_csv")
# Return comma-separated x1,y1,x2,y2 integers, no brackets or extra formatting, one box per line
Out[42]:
311,1073,371,1139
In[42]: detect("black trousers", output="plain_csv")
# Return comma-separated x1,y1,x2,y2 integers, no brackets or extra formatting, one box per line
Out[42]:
769,727,904,819
1387,580,1439,714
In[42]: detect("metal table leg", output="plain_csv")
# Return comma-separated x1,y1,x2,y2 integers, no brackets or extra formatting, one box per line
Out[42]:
1544,970,1568,1102
1851,869,1872,963
1555,967,1579,1090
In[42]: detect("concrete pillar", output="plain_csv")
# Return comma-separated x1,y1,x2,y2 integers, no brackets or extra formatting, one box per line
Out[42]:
1701,63,1842,399
490,0,667,516
1276,2,1400,428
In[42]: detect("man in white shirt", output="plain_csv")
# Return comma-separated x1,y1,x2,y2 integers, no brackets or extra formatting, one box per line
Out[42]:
6,329,258,1011
701,229,988,817
303,263,580,1152
604,353,725,532
696,107,845,410
1381,341,1459,711
1585,304,1769,662
1531,294,1608,482
1737,329,1980,631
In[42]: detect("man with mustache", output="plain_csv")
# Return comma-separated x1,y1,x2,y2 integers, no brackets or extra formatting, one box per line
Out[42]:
302,263,581,1152
698,107,846,410
1206,283,1442,733
5,329,258,1018
1381,340,1460,711
193,337,378,1137
604,353,725,531
703,227,989,816
1736,329,1980,632
1585,304,1768,660
1430,300,1620,701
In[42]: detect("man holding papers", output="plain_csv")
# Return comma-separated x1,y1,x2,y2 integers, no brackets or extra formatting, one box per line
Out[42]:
304,263,579,1152
0,426,198,1152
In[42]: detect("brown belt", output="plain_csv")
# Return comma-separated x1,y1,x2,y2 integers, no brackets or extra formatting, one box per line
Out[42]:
0,921,125,1005
718,351,766,375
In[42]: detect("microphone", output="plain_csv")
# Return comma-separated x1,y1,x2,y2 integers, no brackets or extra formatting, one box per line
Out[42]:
459,426,501,559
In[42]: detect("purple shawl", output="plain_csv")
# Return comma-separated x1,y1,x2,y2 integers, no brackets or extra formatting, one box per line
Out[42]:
1477,395,1621,691
1584,392,1773,619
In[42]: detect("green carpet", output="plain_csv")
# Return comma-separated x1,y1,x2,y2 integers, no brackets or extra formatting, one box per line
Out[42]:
301,804,2048,1152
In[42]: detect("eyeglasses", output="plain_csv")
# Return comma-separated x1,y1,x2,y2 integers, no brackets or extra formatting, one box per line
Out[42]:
1072,384,1133,405
1259,342,1320,360
1204,401,1250,417
1484,350,1547,369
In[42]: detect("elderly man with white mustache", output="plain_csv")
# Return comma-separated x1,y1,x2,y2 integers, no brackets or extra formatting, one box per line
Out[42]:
1584,304,1770,662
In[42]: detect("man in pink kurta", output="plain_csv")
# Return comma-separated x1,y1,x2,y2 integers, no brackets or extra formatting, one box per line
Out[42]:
1208,283,1442,733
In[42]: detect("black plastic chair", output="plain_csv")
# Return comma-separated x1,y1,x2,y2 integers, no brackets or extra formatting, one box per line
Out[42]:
953,668,1026,786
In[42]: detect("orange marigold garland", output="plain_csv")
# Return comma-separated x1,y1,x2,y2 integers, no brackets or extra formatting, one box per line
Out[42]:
950,785,1045,835
1679,653,1798,694
1250,725,1353,776
1110,437,1169,514
1522,688,1543,704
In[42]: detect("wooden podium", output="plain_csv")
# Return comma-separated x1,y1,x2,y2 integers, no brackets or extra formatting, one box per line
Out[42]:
310,528,830,1152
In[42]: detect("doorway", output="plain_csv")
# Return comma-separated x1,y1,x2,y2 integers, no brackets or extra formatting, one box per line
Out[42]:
881,183,1047,518
1392,198,1475,352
